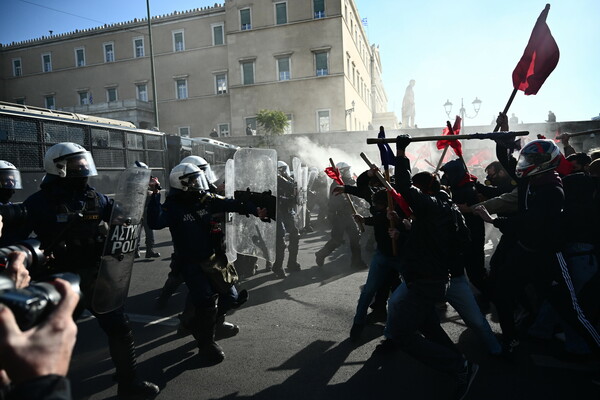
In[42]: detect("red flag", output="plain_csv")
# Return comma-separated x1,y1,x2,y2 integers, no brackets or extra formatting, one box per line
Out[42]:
436,116,463,157
388,187,412,217
324,166,344,185
466,148,493,167
512,4,559,95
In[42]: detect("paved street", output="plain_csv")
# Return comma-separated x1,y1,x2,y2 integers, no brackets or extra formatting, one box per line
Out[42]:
69,224,599,400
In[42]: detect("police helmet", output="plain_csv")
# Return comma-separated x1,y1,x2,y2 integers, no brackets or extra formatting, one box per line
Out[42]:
0,160,22,189
169,163,209,191
277,161,290,177
134,161,149,169
181,155,217,184
44,142,98,178
515,139,561,178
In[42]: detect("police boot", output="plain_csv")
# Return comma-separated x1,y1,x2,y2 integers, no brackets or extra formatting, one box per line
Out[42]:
272,262,287,279
109,330,160,399
176,299,195,337
191,296,225,363
156,274,183,308
215,314,240,340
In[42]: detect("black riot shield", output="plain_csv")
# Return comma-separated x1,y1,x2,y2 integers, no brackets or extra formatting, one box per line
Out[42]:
91,166,151,314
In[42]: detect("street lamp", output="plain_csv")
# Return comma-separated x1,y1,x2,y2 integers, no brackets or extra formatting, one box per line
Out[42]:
443,97,482,121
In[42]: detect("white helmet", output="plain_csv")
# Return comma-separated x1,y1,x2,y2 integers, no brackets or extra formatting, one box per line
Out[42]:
169,163,209,191
134,161,149,169
277,161,290,177
336,161,351,170
181,155,217,184
44,142,98,178
0,160,22,189
516,139,561,178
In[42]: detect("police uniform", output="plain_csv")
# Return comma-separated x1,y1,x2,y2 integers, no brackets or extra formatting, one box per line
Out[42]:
272,173,300,277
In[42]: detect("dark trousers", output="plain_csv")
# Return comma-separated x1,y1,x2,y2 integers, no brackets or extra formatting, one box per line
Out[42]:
274,215,299,267
318,214,361,261
387,278,465,374
494,244,600,354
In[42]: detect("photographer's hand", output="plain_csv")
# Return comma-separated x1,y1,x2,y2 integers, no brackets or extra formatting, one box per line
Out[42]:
6,251,30,289
0,278,79,385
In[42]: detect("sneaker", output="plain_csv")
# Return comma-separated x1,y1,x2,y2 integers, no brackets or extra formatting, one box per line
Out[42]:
373,338,397,355
315,252,325,267
272,266,287,279
455,361,479,400
286,262,301,272
366,308,387,323
349,323,365,342
117,378,160,399
351,260,368,269
145,249,161,259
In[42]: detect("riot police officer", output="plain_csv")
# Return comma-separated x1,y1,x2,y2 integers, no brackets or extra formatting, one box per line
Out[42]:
147,163,268,363
315,162,366,269
0,160,23,246
20,143,159,399
0,160,21,204
271,161,301,278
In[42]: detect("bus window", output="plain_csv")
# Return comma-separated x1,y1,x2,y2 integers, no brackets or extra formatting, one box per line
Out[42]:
43,122,86,146
127,133,144,149
146,135,163,150
0,117,38,142
92,129,109,147
110,131,124,148
93,147,126,168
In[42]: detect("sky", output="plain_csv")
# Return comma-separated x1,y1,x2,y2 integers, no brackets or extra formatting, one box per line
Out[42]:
1,0,599,129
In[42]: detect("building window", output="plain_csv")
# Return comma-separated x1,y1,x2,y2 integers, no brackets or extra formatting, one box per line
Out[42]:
173,30,185,52
179,127,190,137
106,87,118,102
315,51,329,76
241,61,254,85
78,91,89,105
245,117,257,134
317,110,330,132
104,42,115,62
313,0,325,19
133,37,144,58
12,58,22,77
136,84,148,101
277,57,291,81
275,2,287,25
74,48,85,67
218,123,230,137
215,73,227,94
240,8,251,30
45,95,55,110
212,24,224,46
42,53,52,72
176,79,188,99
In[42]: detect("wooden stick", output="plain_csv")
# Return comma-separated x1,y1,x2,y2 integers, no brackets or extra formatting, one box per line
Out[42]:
329,158,364,232
557,128,600,139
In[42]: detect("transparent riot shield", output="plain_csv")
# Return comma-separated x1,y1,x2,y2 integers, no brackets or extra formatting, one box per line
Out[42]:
228,148,277,262
224,158,237,264
296,166,308,230
91,166,151,314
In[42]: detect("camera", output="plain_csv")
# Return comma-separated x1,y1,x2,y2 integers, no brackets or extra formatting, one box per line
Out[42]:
0,272,81,331
0,203,28,225
0,239,46,273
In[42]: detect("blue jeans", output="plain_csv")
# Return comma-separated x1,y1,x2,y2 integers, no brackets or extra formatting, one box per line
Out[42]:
353,250,402,325
529,243,598,354
387,275,501,354
385,278,465,374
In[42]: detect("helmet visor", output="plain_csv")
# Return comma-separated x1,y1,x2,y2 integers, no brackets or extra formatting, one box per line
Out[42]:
199,164,217,184
63,152,98,177
181,170,209,191
0,169,22,189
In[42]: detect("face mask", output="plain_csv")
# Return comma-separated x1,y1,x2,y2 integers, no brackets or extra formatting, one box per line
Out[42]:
60,177,89,191
0,189,15,203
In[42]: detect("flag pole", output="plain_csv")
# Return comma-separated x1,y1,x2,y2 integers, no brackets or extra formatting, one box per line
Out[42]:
434,121,454,173
329,158,365,232
492,88,518,132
